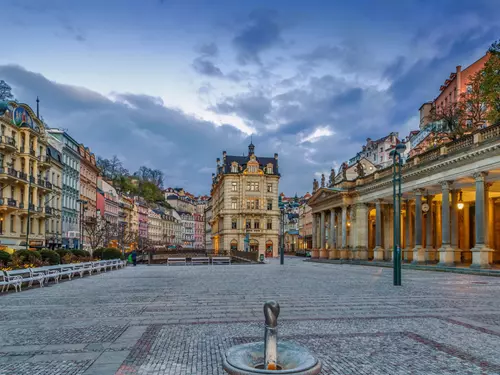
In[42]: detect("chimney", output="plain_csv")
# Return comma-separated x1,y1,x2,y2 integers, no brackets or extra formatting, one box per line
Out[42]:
456,65,461,73
274,153,278,160
216,157,220,166
222,151,226,160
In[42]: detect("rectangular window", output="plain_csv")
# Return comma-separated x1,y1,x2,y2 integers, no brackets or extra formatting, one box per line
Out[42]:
10,215,15,233
267,220,272,230
20,217,25,233
380,147,383,152
246,182,259,191
254,220,260,229
231,219,237,229
267,183,272,193
466,84,472,93
267,200,273,210
231,182,237,191
246,220,251,229
231,200,237,209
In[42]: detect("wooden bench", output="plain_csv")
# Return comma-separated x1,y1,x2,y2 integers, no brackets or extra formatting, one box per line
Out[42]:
211,257,231,265
167,257,187,266
191,257,210,266
4,269,45,291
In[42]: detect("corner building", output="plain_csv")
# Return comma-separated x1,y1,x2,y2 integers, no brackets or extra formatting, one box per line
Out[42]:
210,143,280,257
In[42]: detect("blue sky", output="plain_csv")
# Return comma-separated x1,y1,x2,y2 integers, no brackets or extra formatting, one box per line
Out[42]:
1,0,498,195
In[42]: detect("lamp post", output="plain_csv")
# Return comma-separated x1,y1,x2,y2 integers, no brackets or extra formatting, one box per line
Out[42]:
278,195,299,265
390,143,406,286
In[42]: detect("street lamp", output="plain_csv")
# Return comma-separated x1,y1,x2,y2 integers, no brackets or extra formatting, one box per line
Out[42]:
390,143,406,286
278,195,299,265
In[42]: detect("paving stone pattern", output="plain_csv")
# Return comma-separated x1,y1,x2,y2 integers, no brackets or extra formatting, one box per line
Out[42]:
2,258,500,374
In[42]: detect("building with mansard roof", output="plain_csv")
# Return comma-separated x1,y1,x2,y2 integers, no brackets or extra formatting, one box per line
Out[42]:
210,142,280,257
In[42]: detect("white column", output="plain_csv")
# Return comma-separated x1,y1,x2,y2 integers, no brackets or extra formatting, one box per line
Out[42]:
438,181,455,267
471,172,492,268
412,189,425,264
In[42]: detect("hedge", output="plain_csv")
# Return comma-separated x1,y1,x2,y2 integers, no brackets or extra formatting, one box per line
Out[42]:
101,248,123,260
71,249,90,258
14,250,41,263
40,249,61,265
56,249,71,259
0,250,11,266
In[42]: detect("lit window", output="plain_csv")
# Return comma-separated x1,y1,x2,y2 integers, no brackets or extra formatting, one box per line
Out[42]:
231,200,237,209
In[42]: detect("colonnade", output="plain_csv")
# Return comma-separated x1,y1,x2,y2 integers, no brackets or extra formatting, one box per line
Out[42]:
311,172,498,269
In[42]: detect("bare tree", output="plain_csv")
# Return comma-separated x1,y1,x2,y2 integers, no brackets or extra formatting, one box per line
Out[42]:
0,80,14,101
83,217,109,253
429,101,466,141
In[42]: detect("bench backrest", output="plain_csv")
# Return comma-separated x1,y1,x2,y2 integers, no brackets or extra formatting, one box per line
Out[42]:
5,269,31,277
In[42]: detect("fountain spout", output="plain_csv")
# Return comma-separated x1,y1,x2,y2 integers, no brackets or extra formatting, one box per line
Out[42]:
263,301,280,370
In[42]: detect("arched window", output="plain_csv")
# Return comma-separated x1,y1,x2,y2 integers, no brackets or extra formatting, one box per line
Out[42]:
230,239,238,252
266,240,273,256
249,239,259,252
231,162,239,173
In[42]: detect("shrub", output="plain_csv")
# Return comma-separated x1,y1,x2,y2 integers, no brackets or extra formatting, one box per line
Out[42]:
40,249,61,265
101,248,123,260
72,249,90,258
61,253,76,264
56,249,71,259
14,249,41,263
92,248,104,259
0,250,11,266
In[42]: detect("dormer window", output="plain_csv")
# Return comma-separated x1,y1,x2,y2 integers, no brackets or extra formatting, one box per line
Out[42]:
266,163,273,174
231,162,238,173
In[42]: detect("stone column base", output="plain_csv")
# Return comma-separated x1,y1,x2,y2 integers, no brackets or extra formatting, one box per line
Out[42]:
328,249,339,260
356,246,368,260
470,245,493,269
437,245,455,267
425,247,437,263
339,248,349,260
311,249,320,259
319,248,328,259
373,246,385,261
452,248,462,264
412,246,425,264
403,248,413,262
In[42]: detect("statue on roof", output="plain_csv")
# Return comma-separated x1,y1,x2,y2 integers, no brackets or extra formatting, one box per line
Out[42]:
313,178,319,193
355,161,365,178
320,174,325,188
329,168,335,186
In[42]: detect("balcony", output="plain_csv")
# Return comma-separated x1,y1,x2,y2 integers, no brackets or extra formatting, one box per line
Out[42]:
0,136,17,153
45,206,53,215
38,155,51,169
0,198,17,212
0,167,21,183
119,211,127,217
19,147,36,158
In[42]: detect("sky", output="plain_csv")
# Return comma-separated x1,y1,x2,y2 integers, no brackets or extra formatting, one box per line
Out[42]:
0,0,498,196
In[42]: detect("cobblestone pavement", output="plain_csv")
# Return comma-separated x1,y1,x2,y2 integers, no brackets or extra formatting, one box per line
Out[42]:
2,257,500,374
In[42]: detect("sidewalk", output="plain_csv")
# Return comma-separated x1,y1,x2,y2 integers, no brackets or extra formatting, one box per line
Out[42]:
306,258,500,277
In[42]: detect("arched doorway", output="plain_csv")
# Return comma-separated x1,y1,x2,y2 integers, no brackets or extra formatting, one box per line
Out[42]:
230,239,238,252
265,240,273,258
249,239,259,252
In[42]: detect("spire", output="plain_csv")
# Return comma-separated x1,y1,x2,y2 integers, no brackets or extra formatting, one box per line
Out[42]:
248,135,255,156
36,96,40,118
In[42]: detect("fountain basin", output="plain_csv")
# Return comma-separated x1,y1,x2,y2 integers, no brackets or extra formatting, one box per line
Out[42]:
223,341,322,375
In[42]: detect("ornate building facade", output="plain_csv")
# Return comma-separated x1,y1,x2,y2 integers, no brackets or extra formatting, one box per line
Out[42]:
0,101,53,248
210,143,280,257
307,124,500,269
45,146,63,248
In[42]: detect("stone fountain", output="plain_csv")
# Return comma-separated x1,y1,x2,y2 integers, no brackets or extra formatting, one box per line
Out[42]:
223,301,322,374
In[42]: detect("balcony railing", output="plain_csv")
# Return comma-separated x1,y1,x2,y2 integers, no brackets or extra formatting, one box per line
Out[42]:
29,176,36,183
45,206,52,214
19,172,27,181
0,136,16,148
30,148,36,156
8,168,18,178
45,181,52,189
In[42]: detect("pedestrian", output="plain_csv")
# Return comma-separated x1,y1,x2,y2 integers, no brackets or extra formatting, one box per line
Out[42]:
131,250,137,266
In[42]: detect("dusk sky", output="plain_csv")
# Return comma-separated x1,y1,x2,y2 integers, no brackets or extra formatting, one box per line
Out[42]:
1,0,498,195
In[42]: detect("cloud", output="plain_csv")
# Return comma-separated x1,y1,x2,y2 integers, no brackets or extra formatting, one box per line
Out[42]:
196,42,219,57
232,9,283,65
211,91,272,126
192,58,224,78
